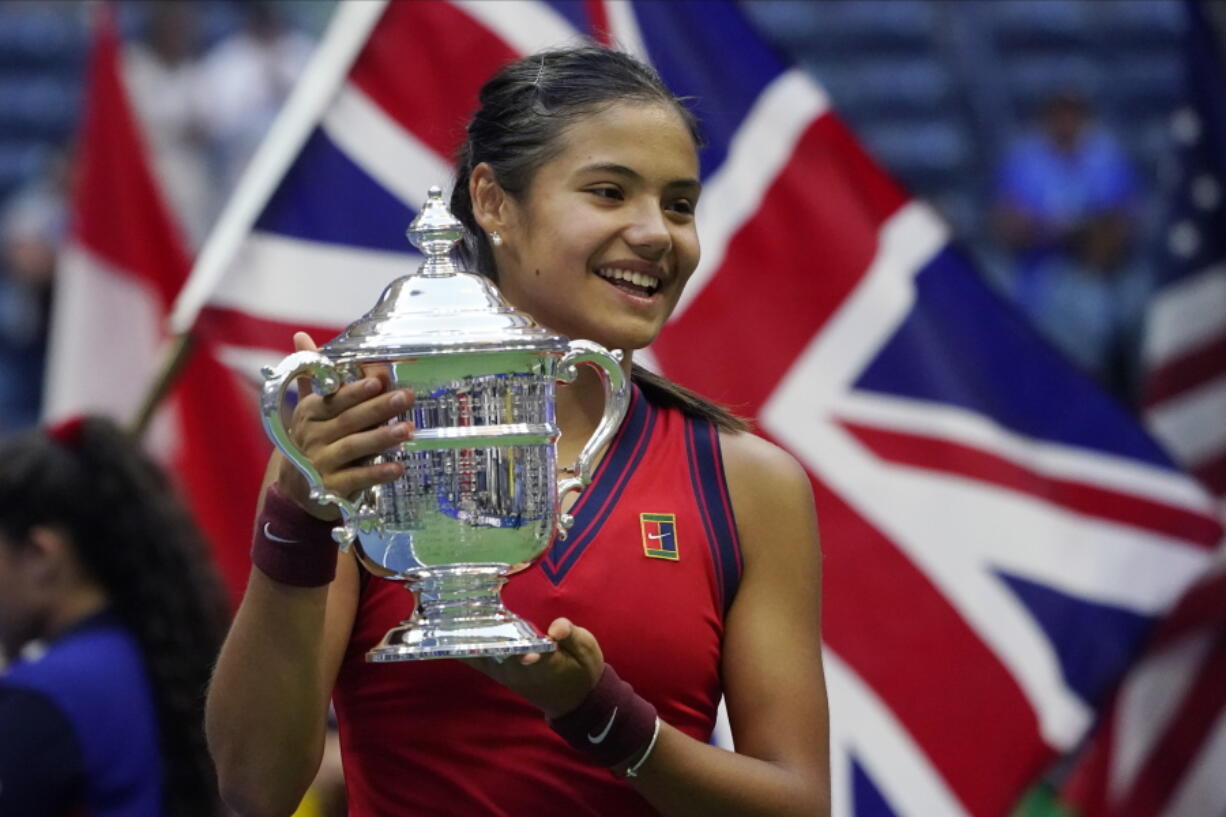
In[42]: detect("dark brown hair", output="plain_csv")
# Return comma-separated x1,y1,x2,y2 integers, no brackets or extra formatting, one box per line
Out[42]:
0,418,228,817
450,46,748,433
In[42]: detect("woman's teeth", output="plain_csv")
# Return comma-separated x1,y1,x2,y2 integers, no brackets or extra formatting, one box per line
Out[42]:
596,268,660,293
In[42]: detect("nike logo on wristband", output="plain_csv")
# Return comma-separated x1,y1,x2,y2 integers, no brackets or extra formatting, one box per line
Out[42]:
588,707,618,744
263,522,300,545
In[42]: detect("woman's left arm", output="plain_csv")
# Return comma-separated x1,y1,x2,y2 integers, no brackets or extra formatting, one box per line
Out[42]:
474,431,829,817
625,430,829,816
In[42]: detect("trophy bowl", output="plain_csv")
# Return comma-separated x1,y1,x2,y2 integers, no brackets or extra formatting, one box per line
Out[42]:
260,188,629,661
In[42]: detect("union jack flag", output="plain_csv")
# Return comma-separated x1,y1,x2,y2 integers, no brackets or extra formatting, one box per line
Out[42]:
146,1,1223,815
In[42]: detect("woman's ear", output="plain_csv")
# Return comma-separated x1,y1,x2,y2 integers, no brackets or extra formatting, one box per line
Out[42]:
470,163,513,235
21,526,75,587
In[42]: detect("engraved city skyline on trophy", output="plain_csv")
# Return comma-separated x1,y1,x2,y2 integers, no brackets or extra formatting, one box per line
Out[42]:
260,187,629,661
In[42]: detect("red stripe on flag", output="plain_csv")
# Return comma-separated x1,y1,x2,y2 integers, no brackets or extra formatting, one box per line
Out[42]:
1147,565,1226,652
1191,449,1226,497
586,1,612,45
809,466,1046,816
1143,332,1226,408
1063,563,1226,817
348,1,520,162
1062,705,1116,817
199,306,345,355
172,346,270,602
72,10,190,307
839,421,1225,548
654,114,908,417
1116,631,1226,817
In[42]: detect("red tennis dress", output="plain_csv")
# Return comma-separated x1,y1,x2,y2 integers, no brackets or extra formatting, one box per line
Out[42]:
332,386,743,816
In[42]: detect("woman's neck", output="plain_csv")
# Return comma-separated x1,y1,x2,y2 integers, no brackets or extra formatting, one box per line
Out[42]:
44,583,110,644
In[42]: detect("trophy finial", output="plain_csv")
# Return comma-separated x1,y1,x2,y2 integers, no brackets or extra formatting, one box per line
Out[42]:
406,186,464,274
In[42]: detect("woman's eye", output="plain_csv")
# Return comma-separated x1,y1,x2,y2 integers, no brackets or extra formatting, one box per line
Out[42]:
588,186,623,200
668,199,696,216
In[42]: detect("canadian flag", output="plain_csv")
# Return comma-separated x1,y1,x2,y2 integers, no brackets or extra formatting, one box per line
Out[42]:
42,9,268,601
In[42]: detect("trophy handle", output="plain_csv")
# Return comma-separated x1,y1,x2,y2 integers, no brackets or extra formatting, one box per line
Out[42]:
555,340,630,538
259,350,379,551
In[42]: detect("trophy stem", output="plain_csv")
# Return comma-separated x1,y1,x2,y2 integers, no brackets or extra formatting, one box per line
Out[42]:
366,564,556,662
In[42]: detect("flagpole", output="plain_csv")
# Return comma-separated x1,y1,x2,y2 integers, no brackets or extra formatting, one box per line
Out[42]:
167,0,388,337
128,331,196,436
129,0,388,438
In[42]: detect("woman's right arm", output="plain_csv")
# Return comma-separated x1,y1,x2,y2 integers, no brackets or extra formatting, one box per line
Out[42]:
205,525,359,817
206,335,413,817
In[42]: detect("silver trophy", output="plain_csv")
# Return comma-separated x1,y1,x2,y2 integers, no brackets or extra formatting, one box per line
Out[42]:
261,187,629,661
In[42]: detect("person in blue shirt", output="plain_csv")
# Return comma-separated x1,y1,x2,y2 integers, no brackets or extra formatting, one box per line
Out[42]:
992,89,1148,395
0,416,228,817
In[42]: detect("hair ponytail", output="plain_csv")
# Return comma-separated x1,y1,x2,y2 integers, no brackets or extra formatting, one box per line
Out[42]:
630,363,749,433
0,418,227,817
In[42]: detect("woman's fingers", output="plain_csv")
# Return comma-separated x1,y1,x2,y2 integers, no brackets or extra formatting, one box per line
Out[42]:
550,618,602,670
319,459,405,499
331,387,413,438
298,377,384,422
314,420,412,474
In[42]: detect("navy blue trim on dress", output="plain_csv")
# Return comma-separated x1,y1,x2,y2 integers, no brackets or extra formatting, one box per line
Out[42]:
684,418,742,614
540,385,657,585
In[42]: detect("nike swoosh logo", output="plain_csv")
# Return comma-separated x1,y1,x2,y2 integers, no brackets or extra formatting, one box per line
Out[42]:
647,532,669,540
588,707,618,744
263,522,300,545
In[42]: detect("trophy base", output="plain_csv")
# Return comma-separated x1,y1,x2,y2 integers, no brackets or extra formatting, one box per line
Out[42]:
366,563,557,662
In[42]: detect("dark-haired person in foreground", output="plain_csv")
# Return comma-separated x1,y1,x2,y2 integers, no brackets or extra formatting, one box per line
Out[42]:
207,47,829,817
0,417,229,817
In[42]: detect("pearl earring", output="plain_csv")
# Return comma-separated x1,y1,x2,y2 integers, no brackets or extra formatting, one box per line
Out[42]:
489,231,503,247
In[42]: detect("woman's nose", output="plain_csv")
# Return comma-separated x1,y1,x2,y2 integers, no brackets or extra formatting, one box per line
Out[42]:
624,203,672,259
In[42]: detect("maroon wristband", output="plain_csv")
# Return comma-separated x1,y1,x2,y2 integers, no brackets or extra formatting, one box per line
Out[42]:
548,664,658,769
250,482,338,587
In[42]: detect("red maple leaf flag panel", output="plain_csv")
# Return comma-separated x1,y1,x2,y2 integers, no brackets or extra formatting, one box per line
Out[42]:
165,2,1224,814
43,9,268,601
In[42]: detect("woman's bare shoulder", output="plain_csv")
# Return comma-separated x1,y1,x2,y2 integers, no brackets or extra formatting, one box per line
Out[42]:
718,428,812,500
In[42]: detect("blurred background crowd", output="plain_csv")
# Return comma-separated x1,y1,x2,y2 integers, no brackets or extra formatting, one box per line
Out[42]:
0,0,1197,434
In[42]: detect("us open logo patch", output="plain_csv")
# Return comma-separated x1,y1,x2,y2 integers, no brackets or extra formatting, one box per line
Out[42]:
640,513,679,560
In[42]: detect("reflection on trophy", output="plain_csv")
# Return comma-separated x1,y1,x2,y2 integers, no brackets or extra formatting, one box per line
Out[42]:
260,187,629,661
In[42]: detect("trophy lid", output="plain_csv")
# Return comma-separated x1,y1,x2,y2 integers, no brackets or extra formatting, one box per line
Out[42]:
322,187,567,360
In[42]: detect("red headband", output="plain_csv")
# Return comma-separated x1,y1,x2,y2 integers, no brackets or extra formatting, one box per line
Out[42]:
47,416,86,448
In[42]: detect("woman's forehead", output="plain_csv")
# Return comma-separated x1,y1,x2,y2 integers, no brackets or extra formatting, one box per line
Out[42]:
549,102,699,180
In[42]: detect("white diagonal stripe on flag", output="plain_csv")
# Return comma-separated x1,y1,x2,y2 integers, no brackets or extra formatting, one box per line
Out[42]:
1110,631,1215,804
675,70,831,319
208,233,413,326
761,201,948,411
825,651,971,817
833,390,1217,513
322,82,455,206
454,0,582,54
603,0,650,61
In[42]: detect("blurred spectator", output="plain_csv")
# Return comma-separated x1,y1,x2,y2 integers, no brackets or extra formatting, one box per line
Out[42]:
194,2,313,202
0,416,228,816
992,90,1149,397
123,2,212,246
0,149,70,432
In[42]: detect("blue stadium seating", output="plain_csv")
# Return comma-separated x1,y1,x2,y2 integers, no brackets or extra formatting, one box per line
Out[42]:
0,0,1194,256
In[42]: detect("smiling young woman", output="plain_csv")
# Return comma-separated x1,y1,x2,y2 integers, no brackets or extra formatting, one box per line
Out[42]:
206,47,830,817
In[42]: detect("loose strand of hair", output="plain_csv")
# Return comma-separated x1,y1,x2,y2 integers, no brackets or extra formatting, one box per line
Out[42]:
630,364,750,433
